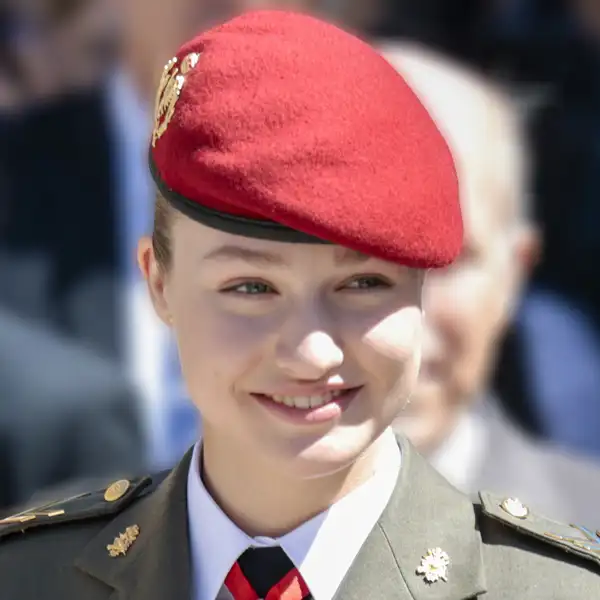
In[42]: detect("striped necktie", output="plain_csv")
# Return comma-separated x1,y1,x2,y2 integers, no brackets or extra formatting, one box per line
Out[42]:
225,546,313,600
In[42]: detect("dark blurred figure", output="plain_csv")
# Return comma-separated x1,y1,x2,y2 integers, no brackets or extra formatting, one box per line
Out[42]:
478,0,600,457
384,43,600,526
0,0,117,110
509,0,600,457
0,307,145,514
0,0,123,352
369,0,573,77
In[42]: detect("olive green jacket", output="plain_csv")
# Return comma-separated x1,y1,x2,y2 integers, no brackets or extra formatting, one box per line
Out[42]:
1,438,599,599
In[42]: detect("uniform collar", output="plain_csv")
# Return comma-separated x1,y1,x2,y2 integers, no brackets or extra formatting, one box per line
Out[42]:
329,435,487,600
75,436,486,600
187,429,401,600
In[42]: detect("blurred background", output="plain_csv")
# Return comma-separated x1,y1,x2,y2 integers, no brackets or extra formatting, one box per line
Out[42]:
1,0,600,519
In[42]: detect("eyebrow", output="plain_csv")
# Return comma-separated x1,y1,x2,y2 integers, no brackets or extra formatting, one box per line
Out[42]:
201,244,372,266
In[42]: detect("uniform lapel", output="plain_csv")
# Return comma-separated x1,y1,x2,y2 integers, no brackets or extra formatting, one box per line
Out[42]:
335,437,487,600
75,449,194,600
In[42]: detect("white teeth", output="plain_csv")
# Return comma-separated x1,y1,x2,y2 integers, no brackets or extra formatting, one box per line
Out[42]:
291,396,312,409
310,395,324,408
270,390,343,409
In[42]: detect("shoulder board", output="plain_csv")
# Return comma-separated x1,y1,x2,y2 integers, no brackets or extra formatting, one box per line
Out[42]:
0,475,159,542
479,491,600,567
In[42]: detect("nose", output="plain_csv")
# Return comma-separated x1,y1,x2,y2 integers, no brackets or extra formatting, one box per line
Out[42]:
275,326,344,381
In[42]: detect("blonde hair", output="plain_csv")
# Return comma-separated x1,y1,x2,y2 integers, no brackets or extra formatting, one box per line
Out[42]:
152,193,173,270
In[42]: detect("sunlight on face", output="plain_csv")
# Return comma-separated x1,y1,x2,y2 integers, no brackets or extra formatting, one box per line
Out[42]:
157,216,424,478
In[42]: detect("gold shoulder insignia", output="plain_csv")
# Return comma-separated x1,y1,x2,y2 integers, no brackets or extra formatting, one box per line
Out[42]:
479,491,600,566
0,476,154,543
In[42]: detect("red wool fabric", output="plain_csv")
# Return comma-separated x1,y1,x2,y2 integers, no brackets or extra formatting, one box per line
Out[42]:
150,10,463,268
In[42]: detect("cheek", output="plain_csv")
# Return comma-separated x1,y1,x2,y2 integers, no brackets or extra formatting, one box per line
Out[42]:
429,270,504,344
169,286,270,395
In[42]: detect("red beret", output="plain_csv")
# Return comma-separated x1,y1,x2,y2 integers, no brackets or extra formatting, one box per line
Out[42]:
149,10,462,268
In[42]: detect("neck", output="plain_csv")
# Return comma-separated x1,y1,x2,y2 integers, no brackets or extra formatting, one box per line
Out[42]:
200,427,393,538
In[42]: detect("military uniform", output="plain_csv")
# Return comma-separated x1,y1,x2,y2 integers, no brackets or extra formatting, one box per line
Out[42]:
3,9,598,599
1,438,599,599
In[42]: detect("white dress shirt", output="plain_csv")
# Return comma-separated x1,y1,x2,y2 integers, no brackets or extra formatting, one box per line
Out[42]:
186,428,401,600
429,410,488,491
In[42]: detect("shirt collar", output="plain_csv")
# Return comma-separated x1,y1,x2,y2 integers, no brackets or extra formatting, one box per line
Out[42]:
187,429,401,600
429,409,488,490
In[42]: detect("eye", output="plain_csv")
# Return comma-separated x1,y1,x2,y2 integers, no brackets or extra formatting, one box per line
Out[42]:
221,280,277,295
340,275,392,291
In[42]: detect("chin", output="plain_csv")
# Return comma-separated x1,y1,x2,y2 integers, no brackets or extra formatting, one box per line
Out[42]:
269,428,379,481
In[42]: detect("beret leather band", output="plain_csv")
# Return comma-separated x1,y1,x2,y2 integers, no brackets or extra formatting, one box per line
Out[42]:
149,151,329,244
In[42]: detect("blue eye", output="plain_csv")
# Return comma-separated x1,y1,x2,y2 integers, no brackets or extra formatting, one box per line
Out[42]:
343,276,391,290
223,281,276,295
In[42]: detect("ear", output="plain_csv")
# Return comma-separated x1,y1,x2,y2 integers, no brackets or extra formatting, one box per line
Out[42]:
514,223,542,279
503,223,541,320
137,236,172,326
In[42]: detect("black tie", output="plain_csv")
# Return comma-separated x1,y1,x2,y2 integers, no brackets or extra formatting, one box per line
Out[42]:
225,546,313,600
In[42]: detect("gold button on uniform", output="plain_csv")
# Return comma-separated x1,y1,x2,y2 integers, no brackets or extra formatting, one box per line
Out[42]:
104,480,131,503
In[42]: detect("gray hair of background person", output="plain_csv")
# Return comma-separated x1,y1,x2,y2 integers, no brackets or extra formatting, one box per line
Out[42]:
380,42,534,231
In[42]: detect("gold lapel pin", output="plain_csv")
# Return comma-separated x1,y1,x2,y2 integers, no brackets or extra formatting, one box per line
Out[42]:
417,547,450,584
107,525,140,558
500,497,529,519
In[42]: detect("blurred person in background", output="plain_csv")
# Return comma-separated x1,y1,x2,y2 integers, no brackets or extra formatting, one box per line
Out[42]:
363,0,600,461
0,306,145,515
384,43,600,526
0,0,180,475
0,0,118,109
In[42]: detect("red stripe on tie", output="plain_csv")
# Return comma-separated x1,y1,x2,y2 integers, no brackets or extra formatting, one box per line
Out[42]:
225,561,260,600
265,567,310,600
226,562,310,600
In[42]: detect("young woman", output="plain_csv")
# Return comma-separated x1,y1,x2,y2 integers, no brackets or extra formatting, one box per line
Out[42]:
1,10,598,600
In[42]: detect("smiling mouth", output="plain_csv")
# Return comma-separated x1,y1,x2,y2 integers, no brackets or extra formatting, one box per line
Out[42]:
254,388,360,410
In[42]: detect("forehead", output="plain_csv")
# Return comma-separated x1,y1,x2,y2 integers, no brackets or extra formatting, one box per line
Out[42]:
459,180,506,253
